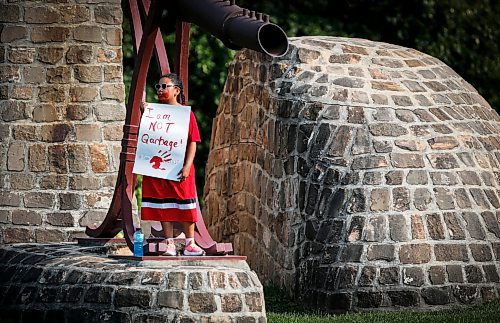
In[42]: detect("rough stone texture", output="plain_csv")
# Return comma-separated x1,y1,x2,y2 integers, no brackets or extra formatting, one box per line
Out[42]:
0,0,124,243
204,37,500,311
0,243,266,322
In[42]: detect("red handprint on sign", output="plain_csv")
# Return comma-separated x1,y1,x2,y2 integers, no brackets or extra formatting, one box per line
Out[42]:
149,150,172,170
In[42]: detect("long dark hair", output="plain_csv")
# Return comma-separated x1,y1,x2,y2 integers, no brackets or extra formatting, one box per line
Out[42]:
160,73,186,105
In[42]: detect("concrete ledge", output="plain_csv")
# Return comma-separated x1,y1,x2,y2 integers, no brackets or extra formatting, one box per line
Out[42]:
0,243,267,322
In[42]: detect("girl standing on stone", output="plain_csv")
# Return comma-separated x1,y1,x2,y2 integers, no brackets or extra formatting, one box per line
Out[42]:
140,73,205,256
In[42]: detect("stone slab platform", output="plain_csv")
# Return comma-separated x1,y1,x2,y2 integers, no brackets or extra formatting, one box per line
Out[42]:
0,243,266,323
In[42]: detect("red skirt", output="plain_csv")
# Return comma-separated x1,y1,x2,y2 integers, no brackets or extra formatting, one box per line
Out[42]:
141,164,198,222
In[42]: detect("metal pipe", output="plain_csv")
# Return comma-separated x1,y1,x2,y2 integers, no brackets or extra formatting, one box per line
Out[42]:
172,0,288,57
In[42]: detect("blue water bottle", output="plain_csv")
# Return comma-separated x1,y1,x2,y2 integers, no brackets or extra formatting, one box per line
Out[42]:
133,228,144,257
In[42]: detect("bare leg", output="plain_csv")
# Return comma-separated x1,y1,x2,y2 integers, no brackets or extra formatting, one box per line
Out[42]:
183,222,195,239
161,221,174,239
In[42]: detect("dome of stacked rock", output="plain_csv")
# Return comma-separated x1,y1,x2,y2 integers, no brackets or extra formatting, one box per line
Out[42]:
204,36,500,311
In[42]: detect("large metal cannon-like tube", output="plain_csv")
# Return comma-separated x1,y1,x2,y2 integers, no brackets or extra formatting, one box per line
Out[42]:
173,0,289,57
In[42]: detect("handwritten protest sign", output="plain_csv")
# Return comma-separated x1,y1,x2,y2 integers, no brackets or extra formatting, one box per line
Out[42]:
133,103,191,181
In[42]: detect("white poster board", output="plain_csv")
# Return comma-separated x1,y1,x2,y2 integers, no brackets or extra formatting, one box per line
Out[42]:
133,103,191,181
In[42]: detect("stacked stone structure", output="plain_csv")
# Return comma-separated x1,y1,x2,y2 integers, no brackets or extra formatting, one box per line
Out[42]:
0,0,125,243
204,37,500,310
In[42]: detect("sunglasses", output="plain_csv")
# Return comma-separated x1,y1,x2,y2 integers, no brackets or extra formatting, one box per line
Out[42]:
154,83,176,90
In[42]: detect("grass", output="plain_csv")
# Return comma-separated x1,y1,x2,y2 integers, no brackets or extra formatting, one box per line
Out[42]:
264,286,500,323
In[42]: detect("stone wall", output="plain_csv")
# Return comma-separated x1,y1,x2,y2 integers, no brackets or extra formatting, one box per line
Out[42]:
0,0,124,243
204,37,500,311
0,243,266,322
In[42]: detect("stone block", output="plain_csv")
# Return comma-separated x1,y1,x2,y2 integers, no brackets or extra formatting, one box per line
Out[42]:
100,84,125,101
78,210,106,227
208,272,226,289
114,288,151,308
385,170,403,185
0,192,21,207
25,6,59,23
429,266,446,285
46,212,74,227
3,227,32,243
107,271,139,285
426,213,445,240
11,85,33,100
104,65,122,81
379,267,399,285
245,292,263,312
97,47,122,63
24,192,55,209
38,46,65,64
388,291,419,307
428,136,459,150
406,170,428,184
8,47,36,64
29,144,47,172
90,144,109,172
12,210,42,225
23,66,45,83
462,212,486,239
69,86,98,102
0,210,10,223
12,125,36,141
73,26,102,42
48,145,68,173
483,265,499,282
141,271,164,285
364,216,386,242
454,188,472,209
403,267,424,286
95,6,123,24
221,294,243,312
75,124,101,142
168,272,186,289
59,193,82,210
392,187,410,211
94,103,125,121
31,27,70,43
157,290,183,309
66,45,92,64
189,293,217,313
2,100,27,122
70,176,100,190
399,244,431,264
47,66,71,83
367,244,394,261
465,265,483,283
1,25,28,43
74,65,102,83
370,188,389,211
469,244,493,262
103,124,123,141
105,28,122,46
447,265,464,283
358,266,376,286
39,85,66,102
66,104,91,120
60,5,90,23
7,142,25,171
421,287,451,305
389,214,409,241
434,188,455,210
390,153,425,168
443,212,466,240
434,244,468,261
430,171,458,185
413,188,432,211
356,291,382,308
0,65,20,83
33,104,59,122
427,153,459,169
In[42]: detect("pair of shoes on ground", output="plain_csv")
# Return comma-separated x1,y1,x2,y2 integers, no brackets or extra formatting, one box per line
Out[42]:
164,240,205,256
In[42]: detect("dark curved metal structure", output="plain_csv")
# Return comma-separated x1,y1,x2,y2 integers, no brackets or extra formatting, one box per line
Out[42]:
85,0,289,255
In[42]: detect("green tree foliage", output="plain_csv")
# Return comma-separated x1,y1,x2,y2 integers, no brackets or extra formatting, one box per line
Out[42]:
122,0,499,197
